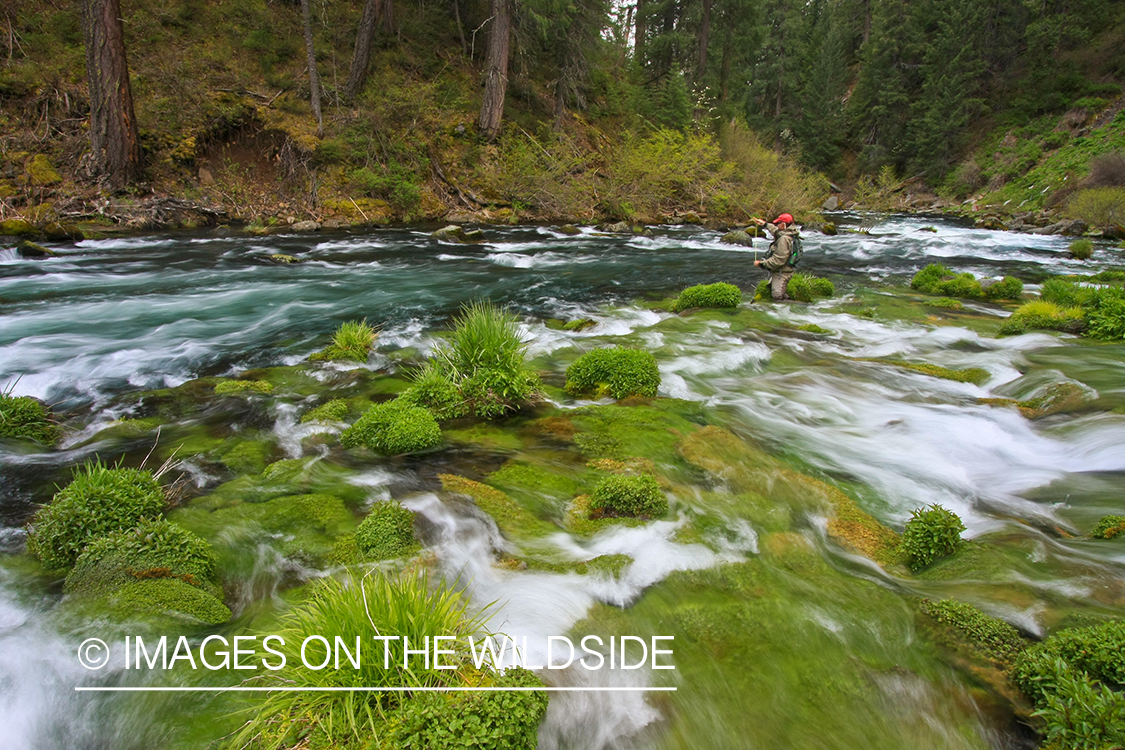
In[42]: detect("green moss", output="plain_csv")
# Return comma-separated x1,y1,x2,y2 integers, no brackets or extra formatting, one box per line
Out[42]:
864,359,991,385
26,154,62,185
219,440,273,474
786,273,835,302
0,392,59,445
983,276,1024,301
911,264,985,299
354,501,418,560
340,399,442,455
27,462,165,570
97,577,230,625
489,461,583,501
213,379,273,395
1090,515,1125,539
565,347,661,399
399,363,467,419
589,474,667,518
300,398,349,423
919,598,1027,664
929,297,965,310
671,282,742,311
0,218,35,235
999,300,1085,336
444,422,524,451
796,323,833,334
439,474,555,539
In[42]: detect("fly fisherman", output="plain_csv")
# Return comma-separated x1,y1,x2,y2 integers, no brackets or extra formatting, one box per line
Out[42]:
753,213,799,302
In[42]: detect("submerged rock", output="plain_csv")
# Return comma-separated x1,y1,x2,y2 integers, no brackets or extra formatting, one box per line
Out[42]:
556,224,581,235
432,224,467,241
720,229,755,246
15,240,54,258
290,220,321,232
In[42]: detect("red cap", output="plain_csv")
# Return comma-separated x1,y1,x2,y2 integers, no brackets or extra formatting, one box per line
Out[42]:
774,213,794,225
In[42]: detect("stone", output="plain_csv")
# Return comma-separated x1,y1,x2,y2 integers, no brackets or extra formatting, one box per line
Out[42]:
432,224,465,241
1103,224,1125,240
820,223,838,235
16,240,55,258
291,220,320,232
598,221,630,233
821,195,839,211
720,230,755,247
557,224,581,235
198,167,215,185
461,228,485,242
0,218,35,236
679,212,702,224
268,254,300,264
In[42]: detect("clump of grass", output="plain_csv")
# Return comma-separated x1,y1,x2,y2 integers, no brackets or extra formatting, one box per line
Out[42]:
310,319,378,363
354,500,418,560
999,300,1086,336
1069,238,1094,260
1091,515,1125,539
1037,278,1125,340
340,399,442,455
671,282,741,311
911,263,984,299
214,379,273,395
300,398,350,423
407,301,540,419
27,461,165,570
983,276,1024,300
786,273,835,302
929,298,965,310
589,474,668,518
899,504,965,571
0,388,60,445
565,347,661,400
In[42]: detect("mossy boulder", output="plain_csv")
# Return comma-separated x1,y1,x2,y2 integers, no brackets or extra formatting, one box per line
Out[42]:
565,347,661,400
0,218,36,236
340,399,442,455
354,500,418,560
300,398,350,423
720,230,755,246
214,379,273,395
0,392,60,445
589,474,667,518
16,240,55,258
671,282,742,311
94,578,230,624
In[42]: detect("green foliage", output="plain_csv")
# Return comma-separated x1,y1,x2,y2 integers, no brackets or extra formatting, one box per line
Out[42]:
0,390,59,445
1090,515,1125,539
213,379,273,395
565,347,661,400
1033,660,1125,750
1069,239,1094,260
1011,622,1125,706
65,518,217,598
309,319,377,363
899,504,965,571
300,398,349,423
400,363,467,420
27,462,165,570
339,399,441,455
671,282,742,311
98,577,230,624
919,598,1027,663
1033,279,1125,339
910,264,984,299
983,276,1024,301
589,474,668,518
1067,187,1125,228
1086,296,1125,340
787,274,835,303
929,298,965,310
348,163,422,214
999,300,1086,336
354,501,417,560
797,324,833,334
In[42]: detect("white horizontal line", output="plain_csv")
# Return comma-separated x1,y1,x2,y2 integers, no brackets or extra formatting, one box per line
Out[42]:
75,686,676,693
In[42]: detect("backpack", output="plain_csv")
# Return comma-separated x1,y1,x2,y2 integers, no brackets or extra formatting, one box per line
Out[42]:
788,236,802,267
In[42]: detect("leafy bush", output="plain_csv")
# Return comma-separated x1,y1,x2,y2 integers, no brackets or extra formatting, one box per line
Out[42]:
565,347,661,400
400,363,467,420
65,518,217,598
1090,515,1125,539
898,504,965,571
339,399,441,455
354,500,417,560
1042,278,1087,308
670,282,742,311
999,300,1086,335
27,462,165,570
1066,187,1125,228
1070,239,1094,260
309,319,377,363
910,264,984,299
983,276,1024,300
214,379,273,395
1032,660,1125,750
0,390,59,445
300,398,349,423
1010,621,1125,706
1037,280,1125,339
589,474,667,518
787,273,835,302
1086,296,1125,340
919,599,1027,663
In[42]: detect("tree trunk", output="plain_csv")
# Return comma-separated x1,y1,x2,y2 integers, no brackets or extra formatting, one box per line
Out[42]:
454,0,468,58
635,0,647,65
381,0,395,34
81,0,142,190
344,0,379,100
300,0,323,137
862,0,871,45
478,0,510,141
719,22,731,102
697,0,711,78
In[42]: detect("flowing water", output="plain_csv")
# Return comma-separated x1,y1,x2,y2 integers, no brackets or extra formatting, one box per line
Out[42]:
1,215,1123,749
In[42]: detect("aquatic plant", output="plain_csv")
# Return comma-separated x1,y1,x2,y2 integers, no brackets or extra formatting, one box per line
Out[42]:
1031,659,1125,750
983,276,1024,300
309,318,377,362
898,504,964,571
998,300,1086,336
911,264,984,299
797,323,833,334
0,387,59,445
1090,515,1125,539
565,347,661,400
213,379,273,395
228,571,545,748
589,474,668,518
339,399,442,455
1069,239,1094,260
786,273,835,302
919,599,1027,663
97,577,230,624
354,500,417,559
929,297,965,309
27,461,165,570
400,362,467,419
65,518,218,598
1011,622,1125,704
671,282,742,311
1086,296,1125,340
1035,279,1125,339
300,398,349,423
864,359,990,385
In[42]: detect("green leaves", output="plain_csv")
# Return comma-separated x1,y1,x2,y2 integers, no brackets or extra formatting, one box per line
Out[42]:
590,474,668,518
671,282,742,311
898,504,964,571
340,399,442,455
565,347,661,400
354,500,418,560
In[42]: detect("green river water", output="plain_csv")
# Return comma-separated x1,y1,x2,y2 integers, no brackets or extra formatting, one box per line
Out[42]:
0,215,1122,749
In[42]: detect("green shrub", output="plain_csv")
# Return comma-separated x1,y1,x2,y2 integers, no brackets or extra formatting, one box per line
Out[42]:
1042,278,1087,308
1032,659,1125,750
100,577,230,624
589,474,667,518
671,282,742,311
0,391,59,445
786,273,835,302
920,598,1027,663
27,462,165,570
984,276,1024,300
354,501,417,560
911,264,984,299
1010,622,1125,706
1088,269,1125,282
899,504,965,571
753,278,771,301
1086,296,1125,340
65,518,217,598
565,348,661,400
1091,515,1125,539
300,398,349,423
400,363,468,420
1069,239,1094,260
1066,187,1125,228
309,319,377,363
929,298,965,309
999,300,1086,335
214,379,273,395
340,399,442,455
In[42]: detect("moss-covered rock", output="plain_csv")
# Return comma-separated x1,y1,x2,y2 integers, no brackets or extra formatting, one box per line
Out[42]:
354,500,418,560
95,577,230,624
0,392,59,445
671,282,742,311
214,379,274,395
340,399,442,455
588,474,667,518
862,359,991,385
439,474,554,539
300,398,349,423
565,347,661,400
0,218,36,236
